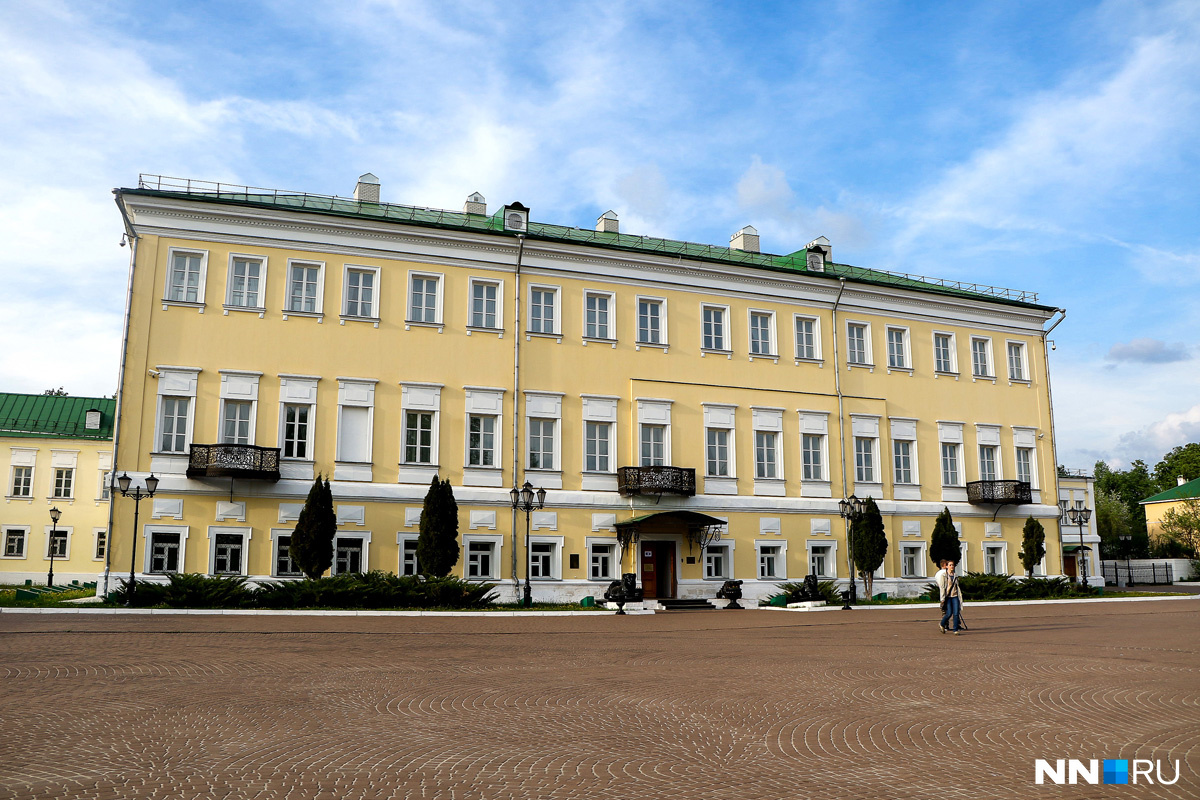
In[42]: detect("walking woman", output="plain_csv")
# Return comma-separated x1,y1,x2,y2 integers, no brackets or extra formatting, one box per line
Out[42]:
937,559,963,634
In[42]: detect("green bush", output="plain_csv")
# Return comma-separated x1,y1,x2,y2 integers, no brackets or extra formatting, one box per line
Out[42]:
108,573,255,608
768,579,840,606
923,573,1099,601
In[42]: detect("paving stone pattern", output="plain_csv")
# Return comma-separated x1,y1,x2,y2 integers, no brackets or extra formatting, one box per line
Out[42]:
1,601,1197,799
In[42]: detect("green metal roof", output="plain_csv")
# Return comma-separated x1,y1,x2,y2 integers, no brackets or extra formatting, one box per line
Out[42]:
121,176,1056,312
615,510,728,529
1141,477,1200,505
0,393,115,441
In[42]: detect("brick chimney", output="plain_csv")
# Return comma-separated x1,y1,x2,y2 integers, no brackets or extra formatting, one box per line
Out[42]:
464,192,486,215
354,173,380,203
596,210,619,233
730,225,759,253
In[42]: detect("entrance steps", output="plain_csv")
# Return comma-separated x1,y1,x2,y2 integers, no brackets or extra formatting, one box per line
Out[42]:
654,598,717,611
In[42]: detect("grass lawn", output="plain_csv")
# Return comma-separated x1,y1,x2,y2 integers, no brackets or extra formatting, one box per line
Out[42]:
0,586,96,607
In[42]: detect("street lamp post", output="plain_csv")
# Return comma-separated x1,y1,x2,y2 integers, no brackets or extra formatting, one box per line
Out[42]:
1067,506,1092,587
509,480,546,608
117,472,159,607
46,506,62,587
838,494,865,606
1119,533,1133,586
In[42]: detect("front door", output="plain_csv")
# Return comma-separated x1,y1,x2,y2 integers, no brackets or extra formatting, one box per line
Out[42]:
640,541,677,599
1064,553,1078,579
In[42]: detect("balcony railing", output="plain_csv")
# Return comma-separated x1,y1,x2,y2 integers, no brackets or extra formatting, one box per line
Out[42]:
617,466,696,497
187,444,281,481
966,480,1032,506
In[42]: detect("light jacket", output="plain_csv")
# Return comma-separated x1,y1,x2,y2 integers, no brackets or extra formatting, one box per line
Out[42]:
937,569,961,601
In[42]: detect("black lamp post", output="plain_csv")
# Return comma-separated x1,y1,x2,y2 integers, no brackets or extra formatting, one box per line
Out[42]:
46,506,62,587
117,472,158,606
509,480,546,608
1119,532,1133,586
1067,506,1092,586
838,494,865,606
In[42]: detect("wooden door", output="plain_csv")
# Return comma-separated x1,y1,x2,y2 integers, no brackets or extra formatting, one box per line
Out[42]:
1064,554,1078,579
641,546,658,597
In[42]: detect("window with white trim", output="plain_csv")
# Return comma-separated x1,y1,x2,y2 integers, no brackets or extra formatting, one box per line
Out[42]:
971,337,993,377
802,434,824,481
704,544,731,579
470,280,500,329
149,531,181,573
528,419,556,470
589,542,615,580
287,261,323,313
758,544,783,579
941,443,961,486
282,404,311,459
585,292,613,340
706,428,731,477
985,544,1006,575
585,421,611,472
886,327,909,369
3,529,26,558
467,540,497,579
640,425,666,467
221,401,252,445
847,322,870,365
94,530,107,560
213,533,244,575
1007,341,1027,380
809,544,834,578
159,397,190,453
336,406,371,463
166,249,205,303
529,540,558,580
794,315,819,360
343,267,378,318
529,286,558,334
409,274,441,323
893,440,914,484
46,528,68,559
274,534,302,577
468,414,497,467
10,466,32,497
934,332,957,373
854,437,876,483
901,545,925,578
403,411,435,465
637,298,665,344
702,305,727,351
979,445,998,482
227,256,264,309
53,468,74,499
755,431,779,479
335,537,364,575
400,536,420,576
749,311,775,356
1015,447,1034,485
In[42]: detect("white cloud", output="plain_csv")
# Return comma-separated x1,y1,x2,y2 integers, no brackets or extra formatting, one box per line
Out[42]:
1116,403,1200,462
1106,337,1193,363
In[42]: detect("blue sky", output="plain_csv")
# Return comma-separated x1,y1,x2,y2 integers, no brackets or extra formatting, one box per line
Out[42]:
1,0,1197,469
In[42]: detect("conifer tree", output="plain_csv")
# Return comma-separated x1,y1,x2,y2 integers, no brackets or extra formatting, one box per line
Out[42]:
416,476,460,577
850,497,888,598
1018,516,1047,578
929,507,961,568
291,475,336,579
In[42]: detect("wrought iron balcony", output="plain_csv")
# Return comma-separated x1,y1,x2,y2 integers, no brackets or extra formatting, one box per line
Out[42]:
617,466,696,497
187,444,281,481
966,480,1032,506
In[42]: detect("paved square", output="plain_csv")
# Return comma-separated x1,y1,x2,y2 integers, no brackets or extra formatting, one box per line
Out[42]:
1,600,1197,799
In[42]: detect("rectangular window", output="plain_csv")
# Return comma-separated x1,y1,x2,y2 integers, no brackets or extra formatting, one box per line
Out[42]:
702,306,726,350
10,466,32,497
335,538,363,575
847,323,869,364
150,532,181,574
638,299,663,344
47,531,67,559
704,546,729,579
755,431,779,479
802,434,824,481
795,316,817,359
893,440,913,484
288,262,321,313
530,542,554,579
468,415,497,467
401,538,420,576
100,472,111,501
227,257,263,308
4,529,26,558
887,328,908,368
941,443,960,486
528,419,555,470
758,545,782,579
971,337,992,377
706,428,730,477
1007,342,1027,380
95,530,106,560
213,533,243,575
749,312,773,355
53,468,74,499
585,421,611,472
283,404,310,459
470,281,499,328
275,535,301,577
344,268,376,318
222,401,252,445
979,446,998,481
404,411,435,464
530,288,556,334
855,437,875,483
985,545,1005,575
467,541,495,579
168,251,204,303
640,425,666,467
934,333,956,373
809,545,833,578
589,543,615,580
337,405,371,463
409,275,439,323
902,545,922,578
1015,447,1033,484
159,397,190,453
585,293,611,339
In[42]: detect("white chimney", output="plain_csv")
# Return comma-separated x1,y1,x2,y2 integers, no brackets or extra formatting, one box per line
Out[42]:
1180,476,1187,487
805,236,831,272
464,192,486,215
503,202,529,232
596,210,619,233
354,173,380,203
730,225,759,253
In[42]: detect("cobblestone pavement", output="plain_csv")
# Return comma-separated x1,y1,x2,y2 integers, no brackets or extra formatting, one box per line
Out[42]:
2,600,1197,800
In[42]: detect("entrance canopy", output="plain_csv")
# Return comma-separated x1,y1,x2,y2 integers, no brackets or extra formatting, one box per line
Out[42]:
614,510,728,530
1062,544,1092,553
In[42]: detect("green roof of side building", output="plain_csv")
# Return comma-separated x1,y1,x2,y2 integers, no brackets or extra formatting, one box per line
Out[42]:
1141,477,1200,505
0,393,116,441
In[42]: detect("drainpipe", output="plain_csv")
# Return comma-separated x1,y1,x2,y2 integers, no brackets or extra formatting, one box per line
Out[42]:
831,278,854,598
103,191,139,598
510,233,526,599
1041,307,1067,575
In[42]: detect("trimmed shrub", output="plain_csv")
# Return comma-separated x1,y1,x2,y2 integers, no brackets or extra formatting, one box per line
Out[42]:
922,573,1099,601
768,579,840,606
108,574,255,608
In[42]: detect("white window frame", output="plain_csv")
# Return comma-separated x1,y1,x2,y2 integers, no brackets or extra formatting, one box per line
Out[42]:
527,284,561,335
705,426,733,478
333,533,371,575
528,418,558,471
402,410,437,466
754,430,781,480
342,264,381,320
1014,444,1038,489
463,534,503,580
468,278,504,330
793,314,821,361
701,304,730,352
2,526,29,559
801,433,825,481
48,467,73,500
152,367,200,456
640,424,668,467
893,439,915,485
9,464,34,498
528,534,564,581
407,271,444,326
467,413,499,469
807,540,838,579
219,399,254,446
933,331,958,374
525,392,563,482
636,295,668,347
704,542,733,580
397,531,420,576
748,309,777,358
584,420,614,474
586,538,618,581
983,542,1009,576
144,525,189,574
971,336,994,378
280,402,314,461
636,399,673,468
583,290,616,341
43,525,71,559
1006,340,1029,381
854,437,877,484
164,247,208,306
93,528,107,561
756,540,787,580
155,395,193,455
270,529,303,578
901,543,927,578
886,326,911,370
941,442,962,487
208,526,252,576
846,321,872,366
225,253,266,311
335,379,376,477
978,444,1000,482
284,259,325,316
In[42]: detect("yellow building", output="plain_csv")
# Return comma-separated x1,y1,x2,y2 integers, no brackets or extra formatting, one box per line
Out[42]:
108,173,1068,603
2,393,115,586
1142,476,1200,541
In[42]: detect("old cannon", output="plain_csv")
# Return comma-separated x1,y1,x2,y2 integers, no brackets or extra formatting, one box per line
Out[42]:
716,579,744,609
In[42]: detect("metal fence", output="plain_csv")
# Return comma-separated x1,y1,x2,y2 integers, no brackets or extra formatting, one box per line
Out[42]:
1101,562,1174,586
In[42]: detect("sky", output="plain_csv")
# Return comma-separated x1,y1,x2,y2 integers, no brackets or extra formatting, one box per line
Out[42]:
0,0,1197,471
